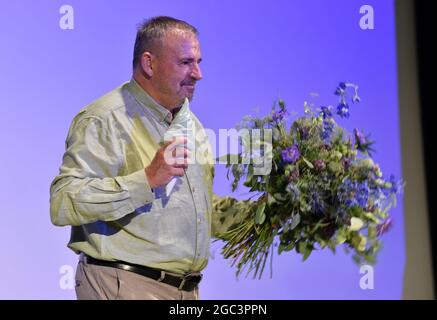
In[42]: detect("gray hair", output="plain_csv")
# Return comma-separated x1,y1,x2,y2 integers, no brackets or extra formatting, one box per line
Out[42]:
132,16,198,69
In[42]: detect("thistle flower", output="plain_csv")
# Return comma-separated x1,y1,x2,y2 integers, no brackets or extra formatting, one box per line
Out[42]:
354,128,366,146
286,183,300,201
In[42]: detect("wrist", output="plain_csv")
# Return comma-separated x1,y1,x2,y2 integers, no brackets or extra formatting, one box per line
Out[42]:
144,167,157,189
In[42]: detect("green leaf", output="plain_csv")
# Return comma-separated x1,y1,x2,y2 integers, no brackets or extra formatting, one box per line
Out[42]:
302,156,314,169
244,165,254,185
278,243,285,255
297,241,312,261
274,193,287,201
327,240,336,253
303,248,312,261
255,203,266,225
272,128,281,141
290,213,300,230
267,193,276,205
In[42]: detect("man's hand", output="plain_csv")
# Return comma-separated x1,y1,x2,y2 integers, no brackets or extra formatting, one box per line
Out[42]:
145,137,190,189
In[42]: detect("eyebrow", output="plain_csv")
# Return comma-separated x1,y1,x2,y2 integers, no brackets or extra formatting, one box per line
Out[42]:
180,57,202,63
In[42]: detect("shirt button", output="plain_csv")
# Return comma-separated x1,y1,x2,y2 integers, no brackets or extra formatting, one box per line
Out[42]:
197,218,201,224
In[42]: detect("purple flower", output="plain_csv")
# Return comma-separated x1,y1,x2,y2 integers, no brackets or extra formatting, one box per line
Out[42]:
354,128,366,146
336,103,350,118
289,168,300,182
376,218,393,236
272,108,288,122
341,157,352,169
314,159,326,171
282,145,300,163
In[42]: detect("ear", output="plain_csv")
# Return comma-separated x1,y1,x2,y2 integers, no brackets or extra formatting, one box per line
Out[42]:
140,52,154,77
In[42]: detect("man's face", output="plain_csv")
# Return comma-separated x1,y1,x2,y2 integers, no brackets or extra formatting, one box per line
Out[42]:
150,30,202,109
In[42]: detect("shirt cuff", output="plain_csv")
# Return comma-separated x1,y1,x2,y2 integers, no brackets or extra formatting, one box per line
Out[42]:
115,169,154,210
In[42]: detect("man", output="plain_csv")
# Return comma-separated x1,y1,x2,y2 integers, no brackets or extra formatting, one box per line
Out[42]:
50,16,244,300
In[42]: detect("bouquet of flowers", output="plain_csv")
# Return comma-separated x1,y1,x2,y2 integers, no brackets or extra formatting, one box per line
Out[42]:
218,83,403,279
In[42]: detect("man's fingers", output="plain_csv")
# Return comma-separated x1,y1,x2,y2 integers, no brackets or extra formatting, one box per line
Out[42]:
172,147,190,158
161,137,177,149
163,136,188,151
173,160,188,169
171,167,185,177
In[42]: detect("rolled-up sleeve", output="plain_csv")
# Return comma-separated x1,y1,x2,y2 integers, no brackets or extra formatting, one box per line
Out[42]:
50,115,154,226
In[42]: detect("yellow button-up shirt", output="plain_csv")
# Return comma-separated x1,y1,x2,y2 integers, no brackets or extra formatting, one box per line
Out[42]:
50,78,244,274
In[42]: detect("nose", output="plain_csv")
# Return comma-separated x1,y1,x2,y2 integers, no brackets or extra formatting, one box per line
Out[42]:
191,63,202,81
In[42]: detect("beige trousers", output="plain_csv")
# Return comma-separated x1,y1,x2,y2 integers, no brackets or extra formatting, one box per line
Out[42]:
75,260,199,300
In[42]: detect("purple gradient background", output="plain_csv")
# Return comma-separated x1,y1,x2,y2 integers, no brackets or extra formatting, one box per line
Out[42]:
0,0,403,299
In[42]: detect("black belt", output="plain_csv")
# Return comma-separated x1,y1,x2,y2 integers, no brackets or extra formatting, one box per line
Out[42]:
83,255,202,292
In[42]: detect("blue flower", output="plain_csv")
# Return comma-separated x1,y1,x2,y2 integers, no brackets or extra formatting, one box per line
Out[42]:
337,179,370,209
334,82,347,95
355,181,370,207
321,119,334,141
286,183,300,201
309,191,326,215
387,175,404,195
320,106,333,119
281,145,300,163
336,103,350,118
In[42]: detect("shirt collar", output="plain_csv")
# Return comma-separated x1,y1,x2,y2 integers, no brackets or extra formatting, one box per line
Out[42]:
127,78,175,125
